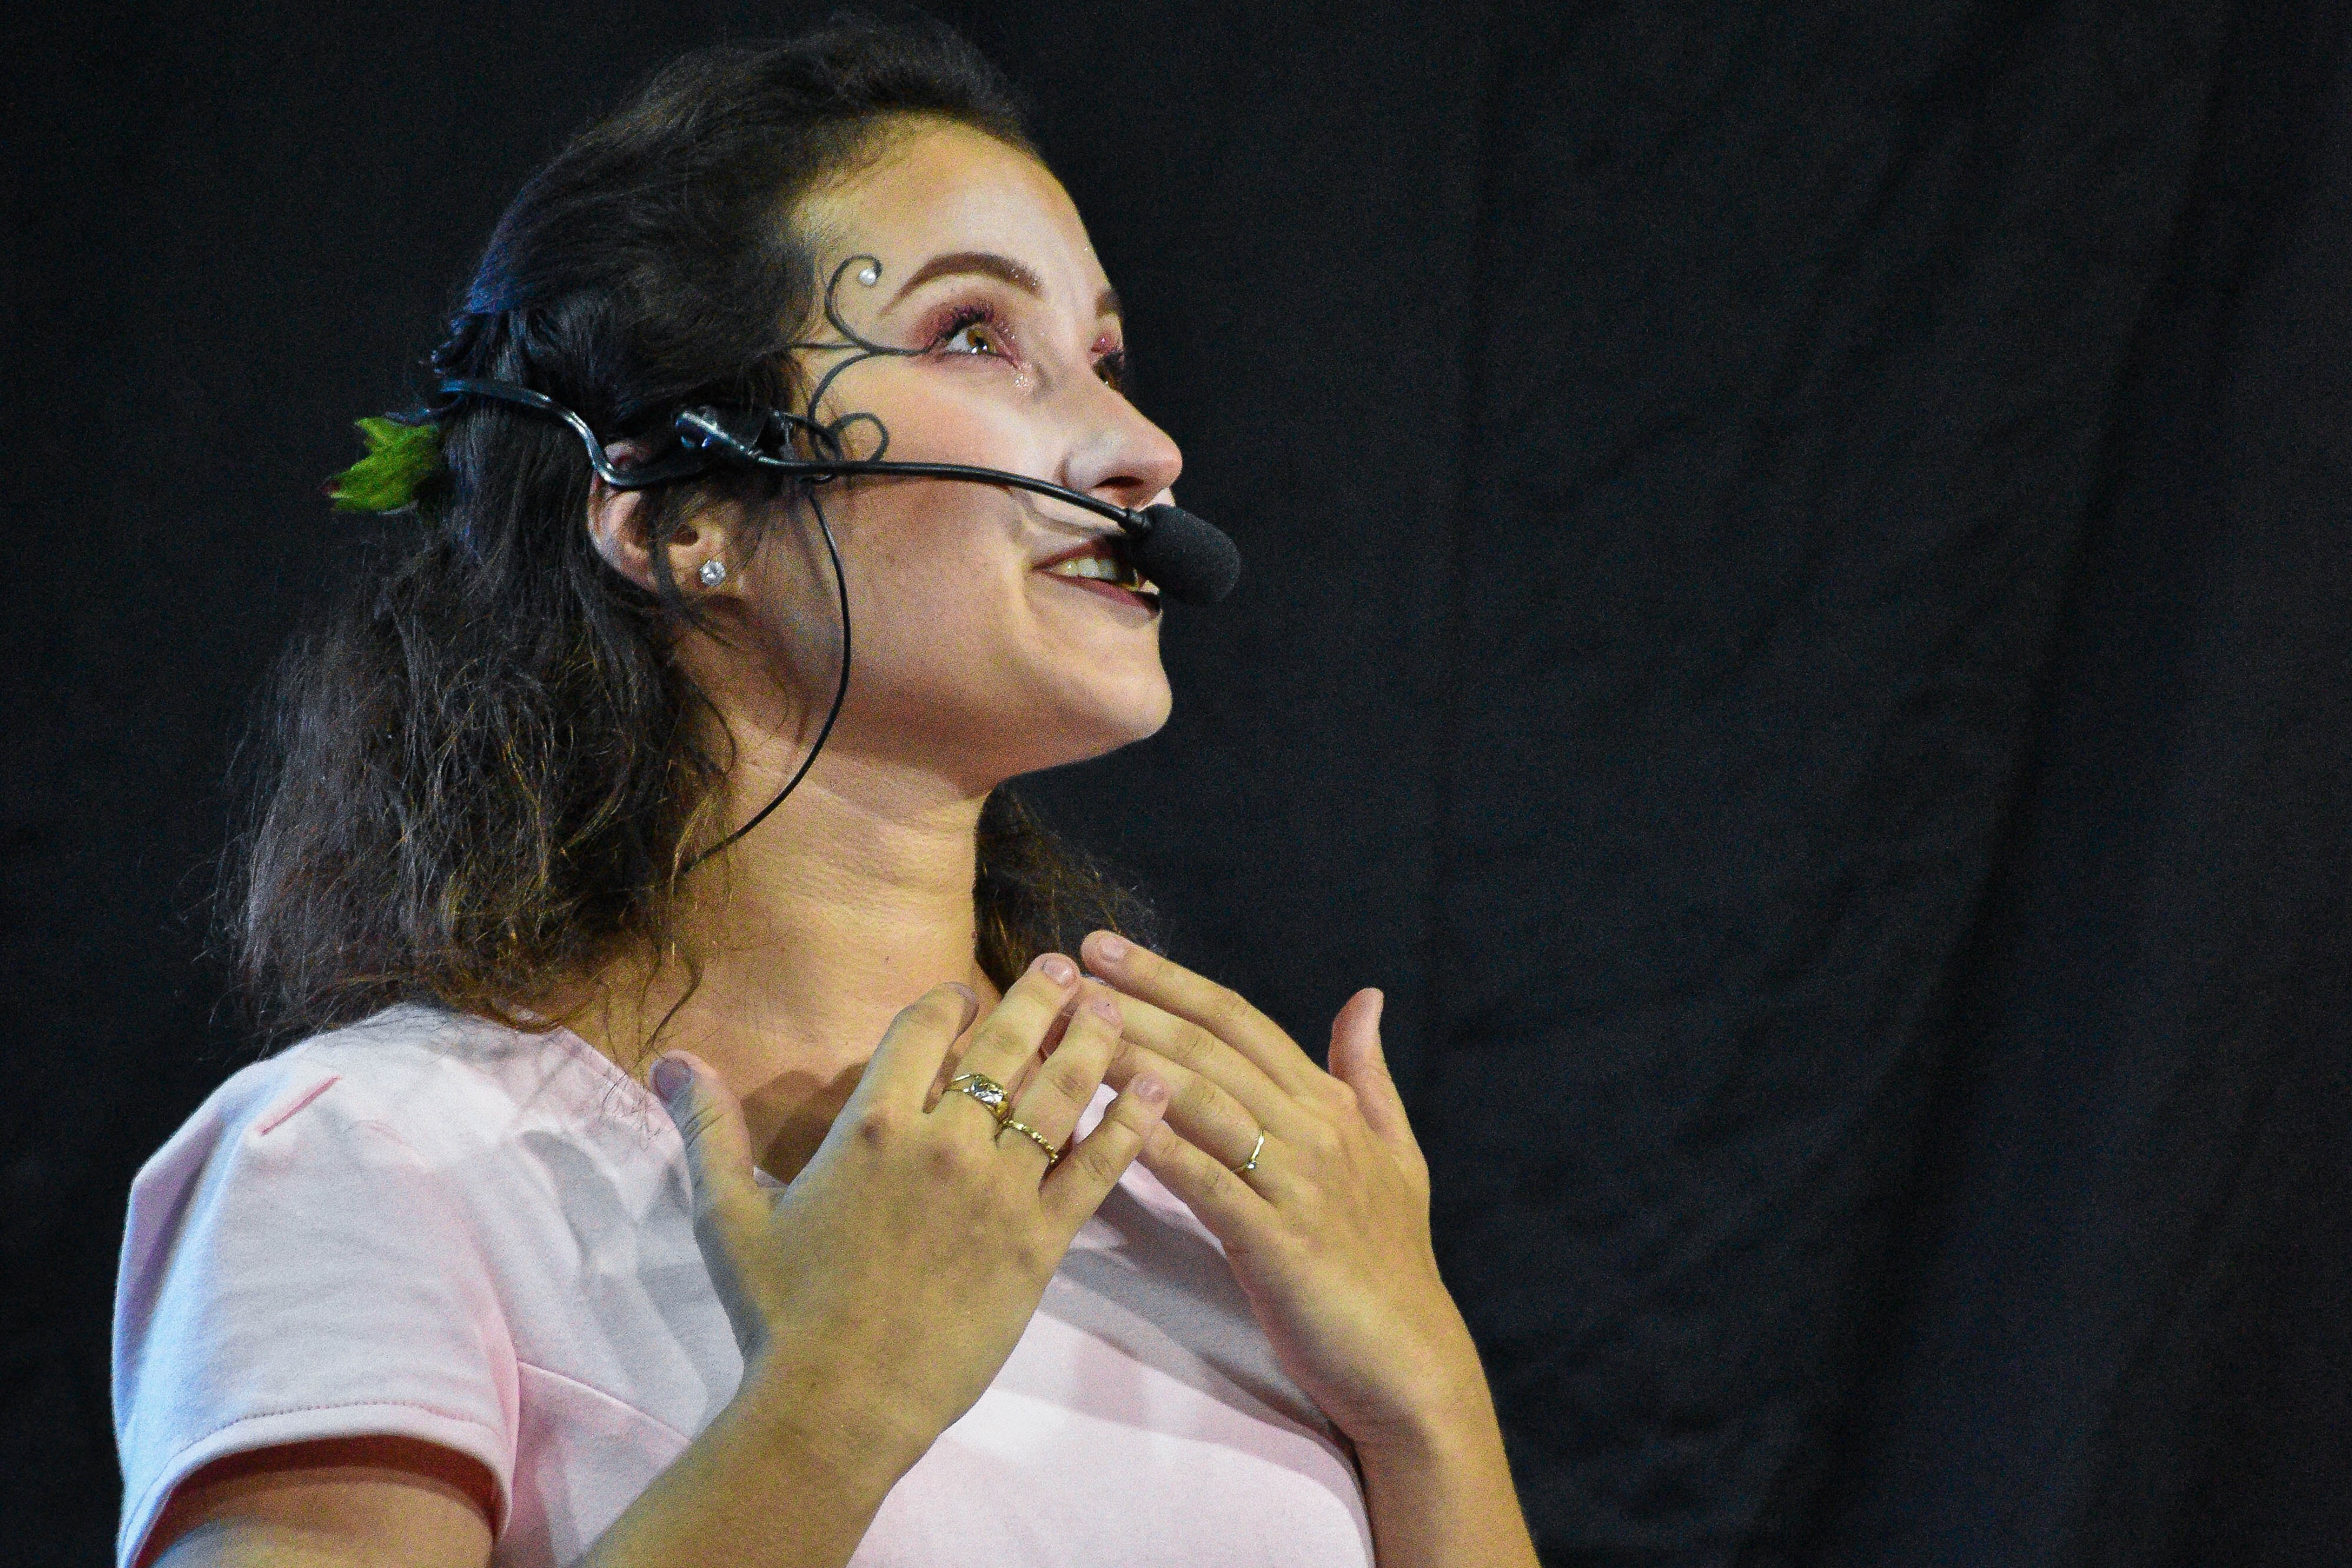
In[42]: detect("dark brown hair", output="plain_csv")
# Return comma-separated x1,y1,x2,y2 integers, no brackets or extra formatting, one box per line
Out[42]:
231,17,1154,1047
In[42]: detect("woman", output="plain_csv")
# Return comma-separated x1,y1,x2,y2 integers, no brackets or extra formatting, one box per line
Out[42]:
113,19,1538,1568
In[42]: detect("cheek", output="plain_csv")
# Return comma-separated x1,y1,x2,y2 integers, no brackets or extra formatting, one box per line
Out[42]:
881,546,1016,676
846,511,1170,749
838,498,1020,687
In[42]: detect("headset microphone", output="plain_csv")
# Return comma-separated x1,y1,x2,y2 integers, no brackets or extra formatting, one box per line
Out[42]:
442,380,1241,606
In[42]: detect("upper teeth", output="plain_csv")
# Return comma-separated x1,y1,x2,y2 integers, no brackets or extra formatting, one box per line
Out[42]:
1048,554,1145,587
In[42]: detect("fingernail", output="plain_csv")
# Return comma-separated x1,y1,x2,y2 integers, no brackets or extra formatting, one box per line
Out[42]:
945,982,978,1009
651,1055,690,1101
1084,992,1122,1024
1034,952,1077,985
1090,932,1130,964
1133,1073,1169,1106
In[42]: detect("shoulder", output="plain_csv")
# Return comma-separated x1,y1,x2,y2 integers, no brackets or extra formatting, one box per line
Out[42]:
135,1004,657,1194
115,1004,676,1362
258,1002,640,1132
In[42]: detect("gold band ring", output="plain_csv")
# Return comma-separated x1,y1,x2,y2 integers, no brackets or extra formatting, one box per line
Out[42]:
997,1115,1063,1168
947,1072,1011,1121
1234,1128,1266,1176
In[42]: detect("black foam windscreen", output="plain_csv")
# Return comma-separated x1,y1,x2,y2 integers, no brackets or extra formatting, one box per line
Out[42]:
1129,504,1242,605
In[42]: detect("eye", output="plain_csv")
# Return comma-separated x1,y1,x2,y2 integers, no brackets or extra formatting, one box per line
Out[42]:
1094,347,1129,394
931,304,1010,360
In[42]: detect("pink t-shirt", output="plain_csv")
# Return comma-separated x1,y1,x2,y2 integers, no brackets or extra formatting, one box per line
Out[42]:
112,1005,1374,1567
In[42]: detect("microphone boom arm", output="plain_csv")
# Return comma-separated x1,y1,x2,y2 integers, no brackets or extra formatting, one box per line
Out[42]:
439,377,1239,605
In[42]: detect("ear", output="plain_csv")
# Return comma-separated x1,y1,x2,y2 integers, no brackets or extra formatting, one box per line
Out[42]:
585,460,734,596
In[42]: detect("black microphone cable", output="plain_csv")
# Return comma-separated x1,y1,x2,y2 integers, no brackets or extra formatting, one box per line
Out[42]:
678,481,852,878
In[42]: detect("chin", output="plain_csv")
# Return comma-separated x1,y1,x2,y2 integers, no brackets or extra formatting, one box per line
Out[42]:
1069,677,1175,756
1005,668,1172,775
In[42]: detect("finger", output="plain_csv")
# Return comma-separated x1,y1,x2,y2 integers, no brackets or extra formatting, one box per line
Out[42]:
850,982,981,1112
652,1052,767,1263
1326,988,1414,1147
936,952,1080,1127
1080,932,1318,1095
1040,1075,1169,1235
1133,1117,1277,1251
1108,993,1301,1134
1004,984,1122,1151
1104,1038,1278,1178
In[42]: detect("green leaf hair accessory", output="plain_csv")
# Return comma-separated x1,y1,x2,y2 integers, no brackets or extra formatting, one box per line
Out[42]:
326,415,443,512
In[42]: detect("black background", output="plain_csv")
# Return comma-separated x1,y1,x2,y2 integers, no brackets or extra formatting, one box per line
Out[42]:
10,2,2350,1563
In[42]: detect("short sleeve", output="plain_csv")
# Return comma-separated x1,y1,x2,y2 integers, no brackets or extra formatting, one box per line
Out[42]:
112,1062,520,1567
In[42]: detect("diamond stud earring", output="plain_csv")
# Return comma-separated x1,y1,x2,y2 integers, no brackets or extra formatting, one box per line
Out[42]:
698,559,728,588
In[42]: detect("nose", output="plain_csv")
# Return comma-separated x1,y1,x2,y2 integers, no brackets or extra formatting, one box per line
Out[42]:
1059,376,1184,513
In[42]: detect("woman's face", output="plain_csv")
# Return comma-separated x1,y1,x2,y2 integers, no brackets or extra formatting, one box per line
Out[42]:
720,120,1183,795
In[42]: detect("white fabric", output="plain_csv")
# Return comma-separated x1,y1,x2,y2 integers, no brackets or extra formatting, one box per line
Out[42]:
112,1005,1372,1567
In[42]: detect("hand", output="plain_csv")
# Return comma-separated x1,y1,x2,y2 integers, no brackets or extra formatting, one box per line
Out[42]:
652,955,1170,1483
1077,932,1489,1456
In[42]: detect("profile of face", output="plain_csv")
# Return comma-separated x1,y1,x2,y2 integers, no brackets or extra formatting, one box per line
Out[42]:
606,119,1186,802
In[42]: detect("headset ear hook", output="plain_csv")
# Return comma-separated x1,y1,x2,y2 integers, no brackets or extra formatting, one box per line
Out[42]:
672,405,844,469
672,406,768,464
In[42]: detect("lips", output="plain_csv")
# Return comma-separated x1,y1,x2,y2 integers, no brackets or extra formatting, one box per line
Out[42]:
1035,539,1161,610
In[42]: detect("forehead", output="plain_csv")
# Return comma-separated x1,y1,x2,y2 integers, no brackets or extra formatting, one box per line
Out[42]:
799,120,1106,294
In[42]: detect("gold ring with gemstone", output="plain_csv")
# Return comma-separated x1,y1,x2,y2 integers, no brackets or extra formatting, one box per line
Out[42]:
947,1072,1011,1122
997,1115,1063,1168
1233,1128,1266,1176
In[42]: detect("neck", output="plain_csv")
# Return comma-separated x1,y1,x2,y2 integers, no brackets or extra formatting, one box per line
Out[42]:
570,746,996,1181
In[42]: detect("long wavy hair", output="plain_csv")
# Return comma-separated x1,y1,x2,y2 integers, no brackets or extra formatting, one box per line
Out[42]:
230,18,1155,1049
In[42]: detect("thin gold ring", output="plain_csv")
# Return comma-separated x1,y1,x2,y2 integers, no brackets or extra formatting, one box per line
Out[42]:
947,1072,1011,1122
997,1115,1063,1168
1234,1128,1266,1176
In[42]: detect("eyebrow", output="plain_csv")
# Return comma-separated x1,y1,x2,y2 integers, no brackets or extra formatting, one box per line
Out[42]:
885,250,1122,320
